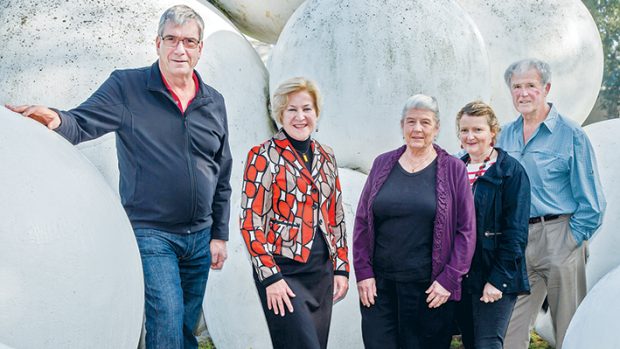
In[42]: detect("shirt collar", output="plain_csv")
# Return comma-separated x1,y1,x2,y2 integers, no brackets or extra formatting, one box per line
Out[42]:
516,102,558,134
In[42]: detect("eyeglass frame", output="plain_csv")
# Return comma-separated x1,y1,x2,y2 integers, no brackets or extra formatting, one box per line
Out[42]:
159,35,201,49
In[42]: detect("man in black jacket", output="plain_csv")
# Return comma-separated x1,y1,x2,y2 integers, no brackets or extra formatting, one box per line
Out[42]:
6,5,232,349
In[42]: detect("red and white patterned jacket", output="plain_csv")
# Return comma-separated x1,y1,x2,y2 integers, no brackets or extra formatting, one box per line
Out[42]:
240,130,349,285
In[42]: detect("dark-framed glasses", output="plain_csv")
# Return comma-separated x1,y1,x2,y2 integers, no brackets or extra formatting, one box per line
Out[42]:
160,35,200,49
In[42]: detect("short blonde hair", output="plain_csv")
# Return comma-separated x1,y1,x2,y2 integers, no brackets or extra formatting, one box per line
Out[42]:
456,101,501,143
271,77,322,124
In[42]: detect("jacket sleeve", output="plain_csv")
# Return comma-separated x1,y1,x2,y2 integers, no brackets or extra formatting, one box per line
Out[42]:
330,161,350,277
55,71,126,144
434,162,476,295
239,145,282,287
352,159,378,282
487,162,531,291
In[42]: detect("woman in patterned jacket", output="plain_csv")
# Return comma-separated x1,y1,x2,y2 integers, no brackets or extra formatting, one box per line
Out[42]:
240,77,349,348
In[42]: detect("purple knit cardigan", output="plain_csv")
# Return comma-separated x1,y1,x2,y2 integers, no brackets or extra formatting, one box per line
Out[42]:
352,144,476,301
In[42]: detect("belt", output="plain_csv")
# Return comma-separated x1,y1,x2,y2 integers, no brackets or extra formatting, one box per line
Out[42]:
528,214,560,224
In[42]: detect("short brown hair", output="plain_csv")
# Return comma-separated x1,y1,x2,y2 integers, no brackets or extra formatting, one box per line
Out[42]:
456,101,501,143
271,77,321,124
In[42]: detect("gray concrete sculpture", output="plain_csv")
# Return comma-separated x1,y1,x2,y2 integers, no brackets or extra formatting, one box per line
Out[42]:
269,0,491,173
456,0,604,126
205,0,305,43
0,0,272,193
563,264,620,349
584,119,620,289
0,110,143,348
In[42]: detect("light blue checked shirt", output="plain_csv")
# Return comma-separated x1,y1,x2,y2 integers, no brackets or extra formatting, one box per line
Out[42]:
497,104,606,245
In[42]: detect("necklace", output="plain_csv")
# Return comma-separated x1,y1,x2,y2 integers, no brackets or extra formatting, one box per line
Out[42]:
402,148,435,173
467,147,494,183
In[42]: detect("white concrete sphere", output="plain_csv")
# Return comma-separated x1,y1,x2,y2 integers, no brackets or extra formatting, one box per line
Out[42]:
0,111,143,348
563,264,620,349
584,119,620,289
0,0,272,191
457,0,603,126
205,168,367,348
205,0,305,44
534,309,556,347
269,0,490,173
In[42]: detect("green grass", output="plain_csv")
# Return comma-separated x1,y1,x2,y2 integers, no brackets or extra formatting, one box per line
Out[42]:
202,331,551,349
450,331,552,349
198,337,215,349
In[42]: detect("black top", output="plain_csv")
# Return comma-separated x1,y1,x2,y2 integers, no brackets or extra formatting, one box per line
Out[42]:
372,160,437,282
283,129,314,171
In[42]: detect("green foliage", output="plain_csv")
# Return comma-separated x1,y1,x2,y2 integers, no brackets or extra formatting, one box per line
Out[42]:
583,0,620,118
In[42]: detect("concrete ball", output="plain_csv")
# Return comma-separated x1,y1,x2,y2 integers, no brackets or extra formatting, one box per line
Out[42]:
563,264,620,349
457,0,603,126
0,110,143,348
584,119,620,290
205,0,305,44
269,0,491,172
0,0,272,192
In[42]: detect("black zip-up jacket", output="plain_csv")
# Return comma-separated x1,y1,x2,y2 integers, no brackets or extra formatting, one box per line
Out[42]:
460,148,530,295
55,62,232,239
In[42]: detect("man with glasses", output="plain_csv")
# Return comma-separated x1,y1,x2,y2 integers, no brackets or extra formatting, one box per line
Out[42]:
497,58,606,349
6,5,232,349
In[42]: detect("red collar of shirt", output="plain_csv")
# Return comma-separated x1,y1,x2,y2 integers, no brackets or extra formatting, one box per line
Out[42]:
160,70,199,114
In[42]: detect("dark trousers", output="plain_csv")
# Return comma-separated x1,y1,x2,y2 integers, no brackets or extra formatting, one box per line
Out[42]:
456,292,517,349
254,251,333,349
360,276,454,349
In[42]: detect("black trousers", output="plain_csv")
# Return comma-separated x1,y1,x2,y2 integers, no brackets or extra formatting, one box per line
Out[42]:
360,276,454,349
254,235,333,349
455,291,517,349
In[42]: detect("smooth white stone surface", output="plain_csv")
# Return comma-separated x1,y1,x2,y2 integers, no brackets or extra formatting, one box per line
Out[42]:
564,264,620,349
0,110,143,348
205,167,367,349
269,0,491,173
584,119,619,289
457,0,603,126
0,0,272,191
205,0,305,44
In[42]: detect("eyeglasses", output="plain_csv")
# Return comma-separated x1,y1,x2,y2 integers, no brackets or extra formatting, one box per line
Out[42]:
160,35,200,49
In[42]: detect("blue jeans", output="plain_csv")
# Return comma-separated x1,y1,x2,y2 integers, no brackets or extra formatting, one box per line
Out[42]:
456,291,518,349
134,227,212,349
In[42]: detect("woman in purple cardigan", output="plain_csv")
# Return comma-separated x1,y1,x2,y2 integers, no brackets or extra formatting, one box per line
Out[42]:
353,94,476,349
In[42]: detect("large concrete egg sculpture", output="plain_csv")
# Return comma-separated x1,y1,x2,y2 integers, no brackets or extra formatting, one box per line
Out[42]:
0,0,272,191
0,111,143,348
456,0,603,125
584,119,619,289
205,0,305,44
205,168,367,348
269,0,491,173
563,264,620,349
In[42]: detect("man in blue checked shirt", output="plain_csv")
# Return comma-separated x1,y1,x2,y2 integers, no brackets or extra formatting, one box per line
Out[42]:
498,58,606,349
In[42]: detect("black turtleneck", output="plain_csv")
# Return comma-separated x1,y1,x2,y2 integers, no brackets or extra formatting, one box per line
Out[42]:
283,129,313,171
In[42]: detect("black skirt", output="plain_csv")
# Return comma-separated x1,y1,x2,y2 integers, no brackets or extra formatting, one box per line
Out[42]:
254,230,333,349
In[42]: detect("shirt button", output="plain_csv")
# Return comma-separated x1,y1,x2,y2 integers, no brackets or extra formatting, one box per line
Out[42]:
312,203,319,209
187,230,191,234
311,188,318,193
318,219,323,225
502,283,507,288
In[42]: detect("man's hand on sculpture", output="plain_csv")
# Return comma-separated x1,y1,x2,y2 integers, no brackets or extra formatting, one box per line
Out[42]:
5,104,61,130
